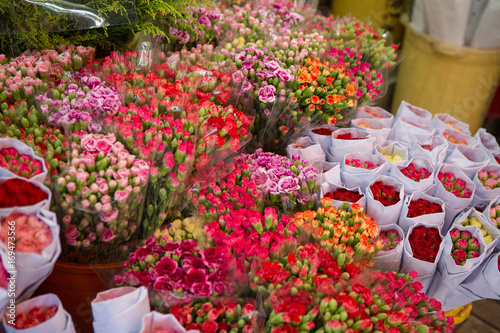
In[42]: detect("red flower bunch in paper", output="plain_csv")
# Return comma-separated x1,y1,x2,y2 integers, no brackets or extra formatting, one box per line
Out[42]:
421,144,433,151
0,178,48,208
437,172,472,198
408,226,442,263
399,164,432,182
312,127,334,136
345,158,380,170
407,199,443,218
9,306,58,329
370,181,400,206
496,157,500,165
449,229,480,266
335,133,362,140
0,147,44,179
171,299,258,333
379,229,402,251
324,188,363,203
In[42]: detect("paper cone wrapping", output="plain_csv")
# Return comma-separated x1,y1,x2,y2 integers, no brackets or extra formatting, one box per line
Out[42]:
350,118,391,147
375,143,409,167
398,191,445,233
0,138,48,185
389,157,435,196
355,105,394,127
374,224,404,272
366,175,405,226
286,137,325,163
320,182,366,210
444,145,489,179
341,152,389,190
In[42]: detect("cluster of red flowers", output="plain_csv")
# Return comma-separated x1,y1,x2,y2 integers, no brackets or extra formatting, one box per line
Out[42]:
324,188,363,203
335,133,362,140
370,181,400,206
437,172,472,198
450,229,480,266
0,178,48,208
346,158,380,170
311,127,334,136
421,144,433,151
409,226,442,263
407,199,443,218
10,306,58,329
400,164,432,182
0,147,45,179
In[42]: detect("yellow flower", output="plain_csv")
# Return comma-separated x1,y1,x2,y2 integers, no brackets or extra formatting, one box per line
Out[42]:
383,153,404,163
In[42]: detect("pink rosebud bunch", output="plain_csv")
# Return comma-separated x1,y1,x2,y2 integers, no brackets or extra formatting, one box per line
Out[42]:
346,158,380,170
478,169,500,190
0,213,53,254
400,164,432,182
379,229,402,251
56,133,149,254
489,204,500,229
449,228,481,266
437,172,472,198
0,147,44,179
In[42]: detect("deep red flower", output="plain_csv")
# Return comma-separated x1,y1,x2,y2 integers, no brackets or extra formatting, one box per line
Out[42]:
324,188,363,203
312,127,334,136
407,199,442,218
408,226,442,263
369,181,400,207
0,178,48,208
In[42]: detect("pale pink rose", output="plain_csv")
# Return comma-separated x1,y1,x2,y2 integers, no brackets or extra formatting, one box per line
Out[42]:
101,195,111,204
102,203,112,213
33,228,53,249
101,208,119,223
16,239,40,254
114,190,129,202
99,183,109,194
100,229,116,242
112,142,125,154
26,215,45,229
65,225,79,246
62,215,72,225
81,135,98,152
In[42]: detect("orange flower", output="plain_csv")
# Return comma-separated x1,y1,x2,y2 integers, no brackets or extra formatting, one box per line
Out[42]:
346,84,356,96
298,72,311,84
328,116,338,125
302,210,317,221
311,95,320,104
325,77,334,85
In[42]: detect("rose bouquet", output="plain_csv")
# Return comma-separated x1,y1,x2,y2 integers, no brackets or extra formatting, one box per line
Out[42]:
366,176,404,226
55,133,149,262
473,165,500,208
341,152,387,190
8,305,58,329
237,149,318,212
460,217,494,246
115,239,236,304
0,213,53,254
449,228,481,265
401,223,445,293
189,160,262,222
345,158,380,170
310,160,341,185
432,113,471,136
389,116,436,148
350,118,391,146
286,136,325,163
307,124,337,152
398,191,445,233
320,182,366,209
374,225,404,272
390,157,435,195
0,138,47,184
170,299,259,333
394,101,432,125
474,128,500,152
328,128,374,163
488,203,500,229
0,177,51,211
293,199,382,268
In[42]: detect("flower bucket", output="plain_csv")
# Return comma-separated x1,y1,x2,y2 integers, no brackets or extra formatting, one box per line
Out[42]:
34,260,123,333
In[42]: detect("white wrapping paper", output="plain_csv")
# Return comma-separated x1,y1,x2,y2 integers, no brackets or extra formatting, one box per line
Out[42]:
453,208,500,253
427,224,487,304
0,208,61,303
441,128,478,156
440,251,500,312
307,125,338,153
139,312,199,333
374,224,404,272
355,105,394,127
341,152,389,190
491,151,500,166
433,164,476,232
431,113,471,136
366,175,404,226
92,286,151,333
286,137,325,163
310,161,341,186
350,118,391,147
409,136,448,167
2,294,75,333
320,182,366,210
474,128,500,152
329,128,375,162
394,101,433,125
472,165,500,209
444,145,489,179
400,222,445,293
422,0,473,46
389,157,435,196
375,143,409,166
389,117,436,148
0,176,52,214
398,191,446,233
0,138,48,184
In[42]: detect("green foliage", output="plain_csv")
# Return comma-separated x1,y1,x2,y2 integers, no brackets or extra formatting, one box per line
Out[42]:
0,0,213,55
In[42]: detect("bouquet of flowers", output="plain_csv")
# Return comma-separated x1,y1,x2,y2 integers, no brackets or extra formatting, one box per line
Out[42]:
321,183,365,208
0,177,51,211
55,132,149,262
374,225,404,272
237,149,318,212
444,145,489,180
473,165,500,208
398,191,445,233
390,157,434,195
356,105,394,127
286,136,325,163
375,142,408,165
0,138,47,184
366,176,404,226
409,136,447,167
328,128,374,163
341,152,388,190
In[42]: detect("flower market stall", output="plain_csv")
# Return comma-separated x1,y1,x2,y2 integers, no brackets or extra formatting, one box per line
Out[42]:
0,0,499,332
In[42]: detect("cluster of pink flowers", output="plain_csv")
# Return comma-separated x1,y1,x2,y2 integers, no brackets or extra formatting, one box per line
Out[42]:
400,164,432,182
478,169,500,190
0,213,53,254
449,229,480,266
56,132,149,252
345,158,380,170
379,229,402,251
437,172,472,198
0,147,44,179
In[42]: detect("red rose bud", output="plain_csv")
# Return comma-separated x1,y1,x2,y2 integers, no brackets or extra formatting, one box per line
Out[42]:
449,229,460,243
324,188,362,203
467,251,480,259
453,238,468,251
460,230,472,241
452,249,467,264
467,238,479,252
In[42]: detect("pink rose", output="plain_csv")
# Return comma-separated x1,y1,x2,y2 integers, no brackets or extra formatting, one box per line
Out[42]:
33,228,53,249
112,142,125,154
100,229,116,242
65,225,79,245
114,190,129,202
81,135,98,152
96,140,113,154
116,169,131,179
